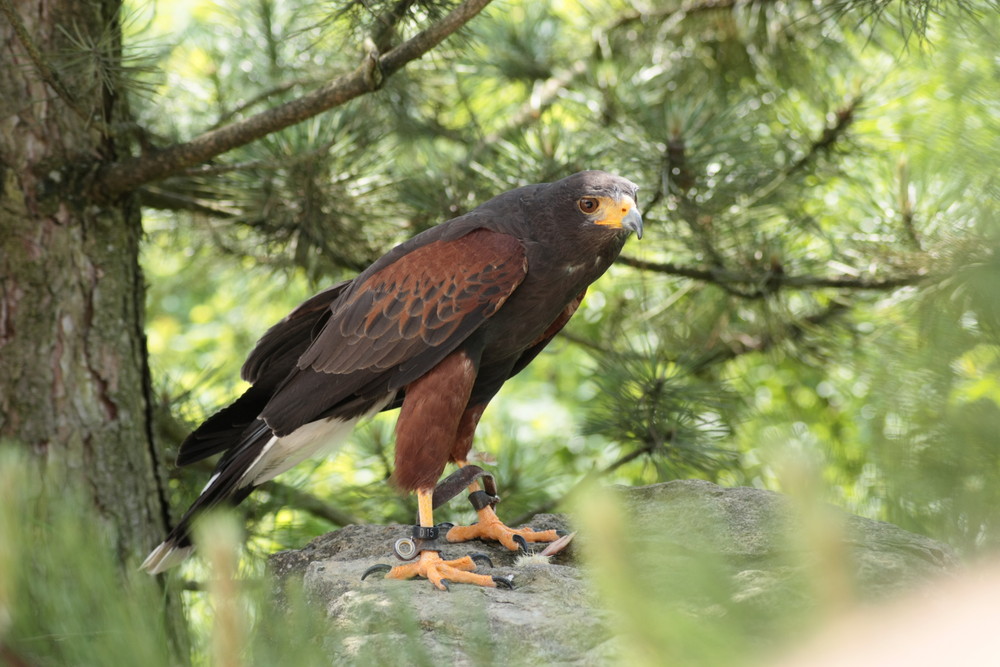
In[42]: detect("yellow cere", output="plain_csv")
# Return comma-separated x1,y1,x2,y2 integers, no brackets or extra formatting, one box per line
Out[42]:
592,195,637,229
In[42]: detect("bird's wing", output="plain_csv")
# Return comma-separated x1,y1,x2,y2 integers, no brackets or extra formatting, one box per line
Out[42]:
260,228,528,435
241,280,352,384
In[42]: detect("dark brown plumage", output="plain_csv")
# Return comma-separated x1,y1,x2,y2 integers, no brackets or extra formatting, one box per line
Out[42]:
143,170,642,579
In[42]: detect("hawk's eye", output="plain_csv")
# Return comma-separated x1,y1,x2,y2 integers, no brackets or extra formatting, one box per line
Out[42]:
578,197,599,213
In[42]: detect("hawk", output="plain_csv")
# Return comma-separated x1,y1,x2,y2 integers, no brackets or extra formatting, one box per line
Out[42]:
143,170,642,589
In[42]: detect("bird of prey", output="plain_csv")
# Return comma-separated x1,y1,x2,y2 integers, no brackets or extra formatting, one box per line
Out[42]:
142,170,643,589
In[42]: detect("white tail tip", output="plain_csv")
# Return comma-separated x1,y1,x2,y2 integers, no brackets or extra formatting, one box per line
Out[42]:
140,540,194,575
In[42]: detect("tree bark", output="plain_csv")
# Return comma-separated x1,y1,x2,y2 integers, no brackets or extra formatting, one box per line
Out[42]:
0,0,184,652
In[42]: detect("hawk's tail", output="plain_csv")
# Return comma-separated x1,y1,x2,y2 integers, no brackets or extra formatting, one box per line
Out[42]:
141,421,270,574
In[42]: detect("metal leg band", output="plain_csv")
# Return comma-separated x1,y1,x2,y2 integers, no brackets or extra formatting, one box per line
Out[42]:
393,525,443,560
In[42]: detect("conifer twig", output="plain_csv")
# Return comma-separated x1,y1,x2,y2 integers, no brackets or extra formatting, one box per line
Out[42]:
689,301,850,370
897,156,923,250
616,254,925,297
475,0,748,153
742,94,863,209
138,187,237,217
474,60,588,151
96,0,494,197
608,0,744,33
371,0,418,53
512,302,849,526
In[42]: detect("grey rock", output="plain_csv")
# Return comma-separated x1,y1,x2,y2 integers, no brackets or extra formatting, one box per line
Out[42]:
611,481,959,602
269,480,959,664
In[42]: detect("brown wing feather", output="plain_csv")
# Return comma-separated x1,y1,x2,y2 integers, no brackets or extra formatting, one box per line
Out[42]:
298,229,527,376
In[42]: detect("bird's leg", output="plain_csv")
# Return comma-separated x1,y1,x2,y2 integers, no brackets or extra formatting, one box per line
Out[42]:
444,462,562,552
369,489,512,590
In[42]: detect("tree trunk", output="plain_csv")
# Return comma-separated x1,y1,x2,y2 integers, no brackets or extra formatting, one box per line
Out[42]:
0,0,184,651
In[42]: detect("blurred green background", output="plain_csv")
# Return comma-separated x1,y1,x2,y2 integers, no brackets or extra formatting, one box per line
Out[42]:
3,0,999,664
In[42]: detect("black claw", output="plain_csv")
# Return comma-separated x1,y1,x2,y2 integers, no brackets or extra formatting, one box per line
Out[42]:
556,529,569,537
513,534,528,553
439,579,451,592
492,574,514,590
436,522,455,531
469,552,494,569
361,563,392,581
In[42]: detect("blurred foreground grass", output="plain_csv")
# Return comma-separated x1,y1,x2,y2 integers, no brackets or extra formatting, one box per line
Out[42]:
0,449,173,666
0,450,414,666
0,446,987,666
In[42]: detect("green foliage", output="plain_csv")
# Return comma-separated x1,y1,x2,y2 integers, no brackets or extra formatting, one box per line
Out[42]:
0,451,173,666
0,452,454,666
583,343,738,479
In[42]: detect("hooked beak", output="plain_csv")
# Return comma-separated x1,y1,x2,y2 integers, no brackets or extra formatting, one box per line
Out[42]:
621,205,643,240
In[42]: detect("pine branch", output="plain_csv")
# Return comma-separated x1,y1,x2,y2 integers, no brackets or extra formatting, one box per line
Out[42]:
473,60,587,151
558,329,614,357
788,96,861,176
511,302,849,526
209,78,317,130
665,132,728,268
742,94,863,208
896,156,923,250
259,0,280,75
481,0,748,149
179,132,343,177
775,272,924,291
376,0,491,75
95,0,494,197
616,254,926,298
690,301,850,371
0,0,101,129
138,186,237,217
441,0,751,164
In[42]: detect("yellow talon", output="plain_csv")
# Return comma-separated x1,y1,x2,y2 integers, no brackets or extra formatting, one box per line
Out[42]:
446,505,561,551
383,550,498,590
